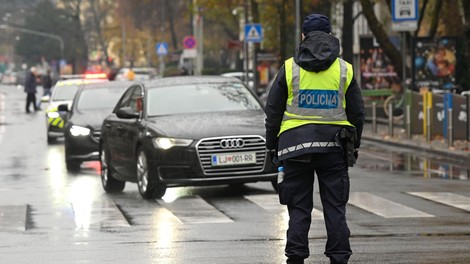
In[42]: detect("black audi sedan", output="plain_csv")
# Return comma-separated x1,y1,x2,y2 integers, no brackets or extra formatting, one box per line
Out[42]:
60,81,134,171
99,76,277,199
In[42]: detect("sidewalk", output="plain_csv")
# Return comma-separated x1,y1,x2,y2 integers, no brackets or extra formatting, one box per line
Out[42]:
361,121,470,159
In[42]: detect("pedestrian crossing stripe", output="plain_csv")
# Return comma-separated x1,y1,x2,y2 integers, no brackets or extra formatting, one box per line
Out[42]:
407,192,470,212
3,192,470,231
245,194,324,220
0,205,26,231
158,195,233,224
348,192,434,218
71,199,130,229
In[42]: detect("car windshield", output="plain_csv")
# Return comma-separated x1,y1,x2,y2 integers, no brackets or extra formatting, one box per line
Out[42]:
147,82,262,116
52,85,80,101
76,88,126,111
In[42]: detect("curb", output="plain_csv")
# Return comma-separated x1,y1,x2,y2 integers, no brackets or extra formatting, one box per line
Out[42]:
362,135,470,160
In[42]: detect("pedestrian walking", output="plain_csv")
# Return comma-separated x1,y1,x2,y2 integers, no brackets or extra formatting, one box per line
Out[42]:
37,68,53,109
264,14,365,264
24,66,39,113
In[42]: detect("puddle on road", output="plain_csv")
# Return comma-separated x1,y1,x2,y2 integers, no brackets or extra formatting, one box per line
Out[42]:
359,142,470,181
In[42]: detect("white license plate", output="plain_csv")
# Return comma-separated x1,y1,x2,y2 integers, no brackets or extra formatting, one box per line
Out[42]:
211,152,256,166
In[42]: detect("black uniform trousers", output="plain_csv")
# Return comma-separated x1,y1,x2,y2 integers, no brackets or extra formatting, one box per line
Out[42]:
25,92,38,113
278,151,352,264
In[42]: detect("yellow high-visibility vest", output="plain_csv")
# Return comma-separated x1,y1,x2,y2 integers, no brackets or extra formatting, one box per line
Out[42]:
279,57,354,135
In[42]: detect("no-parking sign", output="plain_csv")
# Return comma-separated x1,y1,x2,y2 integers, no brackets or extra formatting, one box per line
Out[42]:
183,36,196,49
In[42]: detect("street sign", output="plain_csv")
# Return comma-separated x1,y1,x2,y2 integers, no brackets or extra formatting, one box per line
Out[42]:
183,36,196,49
392,0,418,31
244,24,263,43
156,42,168,56
392,0,418,21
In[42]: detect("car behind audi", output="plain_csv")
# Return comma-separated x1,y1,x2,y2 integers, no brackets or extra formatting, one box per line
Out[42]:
99,76,277,199
44,77,108,143
61,81,133,171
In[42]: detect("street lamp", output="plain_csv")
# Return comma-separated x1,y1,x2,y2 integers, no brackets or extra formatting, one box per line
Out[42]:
0,24,65,62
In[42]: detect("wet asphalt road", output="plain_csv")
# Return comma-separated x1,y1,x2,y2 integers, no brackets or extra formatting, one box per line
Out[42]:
1,84,470,263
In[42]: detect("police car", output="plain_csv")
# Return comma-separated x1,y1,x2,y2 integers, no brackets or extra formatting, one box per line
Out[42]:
44,74,108,144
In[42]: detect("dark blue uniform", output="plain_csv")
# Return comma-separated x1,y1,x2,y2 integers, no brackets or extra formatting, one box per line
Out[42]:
265,18,365,264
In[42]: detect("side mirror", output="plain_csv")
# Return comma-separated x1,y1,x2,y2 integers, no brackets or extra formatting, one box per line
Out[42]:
116,106,139,119
57,103,69,112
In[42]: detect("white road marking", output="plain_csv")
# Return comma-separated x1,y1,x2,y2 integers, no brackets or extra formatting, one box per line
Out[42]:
408,192,470,212
349,192,434,218
158,195,233,224
0,205,27,231
72,199,130,229
245,194,324,220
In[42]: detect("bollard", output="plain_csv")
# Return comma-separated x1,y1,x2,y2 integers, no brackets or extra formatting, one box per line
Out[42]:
406,105,411,139
372,102,377,134
448,108,453,147
462,91,470,141
426,105,431,142
388,102,394,137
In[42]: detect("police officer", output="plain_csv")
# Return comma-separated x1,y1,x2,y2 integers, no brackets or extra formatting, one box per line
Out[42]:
264,14,365,264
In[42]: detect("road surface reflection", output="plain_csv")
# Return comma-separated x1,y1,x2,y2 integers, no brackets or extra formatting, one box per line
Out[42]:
359,142,470,180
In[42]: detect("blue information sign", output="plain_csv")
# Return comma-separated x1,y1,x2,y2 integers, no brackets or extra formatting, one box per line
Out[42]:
156,42,168,56
244,24,263,43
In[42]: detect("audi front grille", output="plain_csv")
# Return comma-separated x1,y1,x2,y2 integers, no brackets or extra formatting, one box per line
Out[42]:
196,135,267,176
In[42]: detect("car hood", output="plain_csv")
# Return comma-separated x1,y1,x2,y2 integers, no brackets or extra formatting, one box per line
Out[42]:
69,109,113,130
147,110,266,139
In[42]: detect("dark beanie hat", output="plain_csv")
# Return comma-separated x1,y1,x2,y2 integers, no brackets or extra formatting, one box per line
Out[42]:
302,14,331,34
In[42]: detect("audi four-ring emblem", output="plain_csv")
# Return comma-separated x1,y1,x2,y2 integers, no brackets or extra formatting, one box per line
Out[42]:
220,138,244,149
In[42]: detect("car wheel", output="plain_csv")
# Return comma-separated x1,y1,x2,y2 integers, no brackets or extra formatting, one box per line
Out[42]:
65,142,80,172
47,135,56,144
136,147,166,199
100,146,125,193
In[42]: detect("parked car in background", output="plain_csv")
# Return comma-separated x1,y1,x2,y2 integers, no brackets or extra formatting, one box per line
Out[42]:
221,71,255,93
44,75,108,144
258,74,277,106
115,67,158,82
99,76,277,199
60,81,133,171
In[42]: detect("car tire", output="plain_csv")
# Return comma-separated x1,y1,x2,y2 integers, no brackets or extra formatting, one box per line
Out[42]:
136,147,166,199
47,135,56,144
65,141,80,172
100,146,125,193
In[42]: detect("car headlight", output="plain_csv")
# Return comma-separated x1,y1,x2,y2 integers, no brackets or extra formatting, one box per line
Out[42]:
153,137,193,150
70,125,91,136
47,111,60,118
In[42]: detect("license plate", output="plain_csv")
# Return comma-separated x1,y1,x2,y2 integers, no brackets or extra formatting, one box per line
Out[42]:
211,152,256,166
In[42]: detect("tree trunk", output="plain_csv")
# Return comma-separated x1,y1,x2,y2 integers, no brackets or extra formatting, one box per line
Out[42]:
429,0,443,37
342,0,354,63
278,1,288,61
165,1,178,50
89,0,111,67
359,0,404,80
462,0,470,90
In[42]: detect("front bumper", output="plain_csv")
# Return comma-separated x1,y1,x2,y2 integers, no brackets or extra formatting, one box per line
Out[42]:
46,112,67,137
65,131,100,162
145,135,277,188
